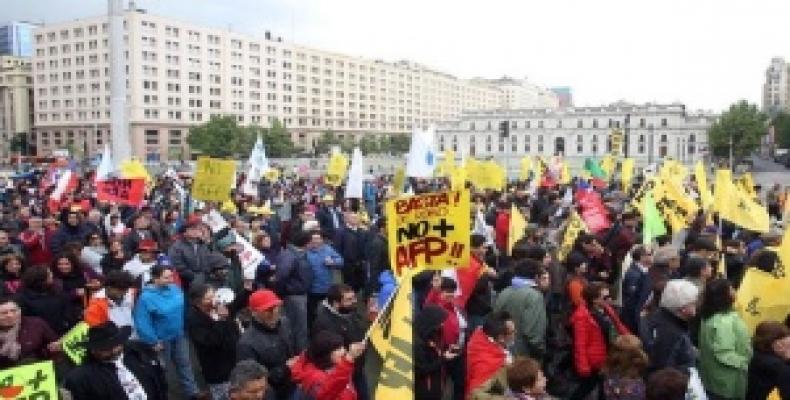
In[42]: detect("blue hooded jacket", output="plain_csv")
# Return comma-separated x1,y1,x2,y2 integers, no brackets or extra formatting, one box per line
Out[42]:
133,283,185,344
306,244,343,294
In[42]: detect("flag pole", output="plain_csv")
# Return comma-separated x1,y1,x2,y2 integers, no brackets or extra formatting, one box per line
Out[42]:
362,269,411,343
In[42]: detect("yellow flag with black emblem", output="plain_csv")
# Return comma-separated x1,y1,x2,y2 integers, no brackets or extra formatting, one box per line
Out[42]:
325,151,349,187
558,212,588,261
736,267,790,334
374,269,414,399
694,161,713,210
714,169,769,233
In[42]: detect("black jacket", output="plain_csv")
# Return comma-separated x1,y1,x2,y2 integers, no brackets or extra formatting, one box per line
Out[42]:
414,305,449,400
186,305,240,384
16,287,77,335
274,246,314,296
312,301,365,346
63,341,167,400
641,308,697,373
747,349,790,400
236,318,297,400
363,233,388,293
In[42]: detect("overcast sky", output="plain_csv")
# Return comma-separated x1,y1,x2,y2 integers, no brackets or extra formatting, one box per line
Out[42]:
6,0,789,112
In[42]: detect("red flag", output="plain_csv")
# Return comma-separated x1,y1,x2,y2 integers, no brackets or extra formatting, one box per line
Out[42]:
465,327,506,398
96,178,145,206
455,255,484,307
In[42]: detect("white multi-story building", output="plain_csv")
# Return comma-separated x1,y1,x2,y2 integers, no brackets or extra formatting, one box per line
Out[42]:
0,56,33,161
478,77,559,109
436,102,714,172
31,7,513,160
763,57,789,116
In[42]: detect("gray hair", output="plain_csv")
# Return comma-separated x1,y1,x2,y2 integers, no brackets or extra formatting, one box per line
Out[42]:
229,360,268,392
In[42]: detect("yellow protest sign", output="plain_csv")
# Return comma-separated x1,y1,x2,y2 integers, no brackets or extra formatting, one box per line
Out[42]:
61,321,89,365
558,212,588,261
325,152,349,187
621,158,634,190
374,269,414,399
191,157,237,202
263,168,280,182
386,191,470,275
0,360,58,399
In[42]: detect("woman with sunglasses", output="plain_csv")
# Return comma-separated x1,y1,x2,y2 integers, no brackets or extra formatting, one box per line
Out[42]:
569,281,630,400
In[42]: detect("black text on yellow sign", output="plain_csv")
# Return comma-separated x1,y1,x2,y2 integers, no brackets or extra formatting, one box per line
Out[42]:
386,191,470,275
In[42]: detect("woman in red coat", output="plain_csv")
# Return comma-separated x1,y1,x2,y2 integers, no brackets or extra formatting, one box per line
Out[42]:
569,282,630,400
290,330,366,400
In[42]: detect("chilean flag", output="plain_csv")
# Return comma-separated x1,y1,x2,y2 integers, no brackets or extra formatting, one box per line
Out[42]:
48,168,79,213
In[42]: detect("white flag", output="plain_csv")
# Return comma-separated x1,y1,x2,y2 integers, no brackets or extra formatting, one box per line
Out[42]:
95,144,114,182
344,147,364,199
246,136,269,182
405,127,437,178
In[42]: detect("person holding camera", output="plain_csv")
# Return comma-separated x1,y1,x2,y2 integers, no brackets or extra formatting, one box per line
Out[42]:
187,282,241,400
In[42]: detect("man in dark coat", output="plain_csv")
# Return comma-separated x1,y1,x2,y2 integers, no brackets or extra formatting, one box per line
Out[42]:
236,289,297,400
312,283,368,400
63,321,168,400
51,208,92,256
334,212,368,292
621,245,653,333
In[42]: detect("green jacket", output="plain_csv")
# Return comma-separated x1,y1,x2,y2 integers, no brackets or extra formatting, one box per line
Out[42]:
493,284,547,359
698,310,752,399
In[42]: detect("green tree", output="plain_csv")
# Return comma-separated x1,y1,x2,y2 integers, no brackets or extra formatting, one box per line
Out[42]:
771,112,790,149
187,115,249,158
314,130,340,155
359,135,382,154
247,118,296,158
707,101,767,160
381,133,411,154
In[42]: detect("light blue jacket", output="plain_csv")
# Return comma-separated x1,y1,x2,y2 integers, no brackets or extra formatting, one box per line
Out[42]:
306,244,343,294
133,283,185,344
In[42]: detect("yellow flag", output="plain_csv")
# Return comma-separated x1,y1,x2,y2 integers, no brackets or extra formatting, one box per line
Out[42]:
392,167,406,196
192,157,237,202
736,173,757,199
558,212,588,260
714,169,770,233
600,154,615,177
449,164,466,191
435,150,456,177
519,157,532,181
621,158,634,190
508,204,528,255
263,168,280,182
559,161,571,185
736,267,790,334
325,152,349,187
467,159,505,191
375,269,414,399
694,161,713,209
119,159,152,184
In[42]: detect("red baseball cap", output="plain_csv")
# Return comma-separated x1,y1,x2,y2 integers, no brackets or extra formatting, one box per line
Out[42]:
137,239,158,252
248,290,282,312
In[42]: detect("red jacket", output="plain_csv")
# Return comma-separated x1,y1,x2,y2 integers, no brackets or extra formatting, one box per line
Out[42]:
571,303,629,377
425,288,461,347
289,354,357,400
19,229,55,266
465,327,506,398
456,255,484,308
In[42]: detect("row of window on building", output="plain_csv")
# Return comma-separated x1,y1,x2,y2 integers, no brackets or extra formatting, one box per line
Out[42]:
468,117,670,131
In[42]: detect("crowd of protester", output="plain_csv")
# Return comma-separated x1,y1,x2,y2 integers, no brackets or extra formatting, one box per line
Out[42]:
0,165,789,400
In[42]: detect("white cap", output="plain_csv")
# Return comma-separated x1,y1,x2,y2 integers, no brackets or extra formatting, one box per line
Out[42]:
660,279,700,311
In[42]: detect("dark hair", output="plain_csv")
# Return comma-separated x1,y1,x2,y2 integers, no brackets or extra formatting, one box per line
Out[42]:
573,233,596,250
603,334,648,379
51,253,82,277
513,259,543,280
0,254,24,278
482,311,512,339
646,368,689,400
21,264,51,292
511,238,533,260
470,234,487,249
565,252,587,274
692,237,718,252
506,357,542,392
188,282,213,305
699,278,734,320
0,295,19,308
292,230,311,248
684,256,710,279
306,330,345,370
752,250,778,274
150,264,172,280
229,360,268,393
440,277,458,293
103,270,133,290
631,245,649,262
754,321,790,353
326,283,353,305
524,246,547,262
582,282,608,307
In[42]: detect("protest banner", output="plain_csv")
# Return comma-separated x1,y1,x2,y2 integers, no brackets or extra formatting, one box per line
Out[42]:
191,157,236,202
0,360,57,399
325,152,348,187
201,210,263,279
386,190,470,275
96,178,145,206
374,270,414,399
61,321,89,365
